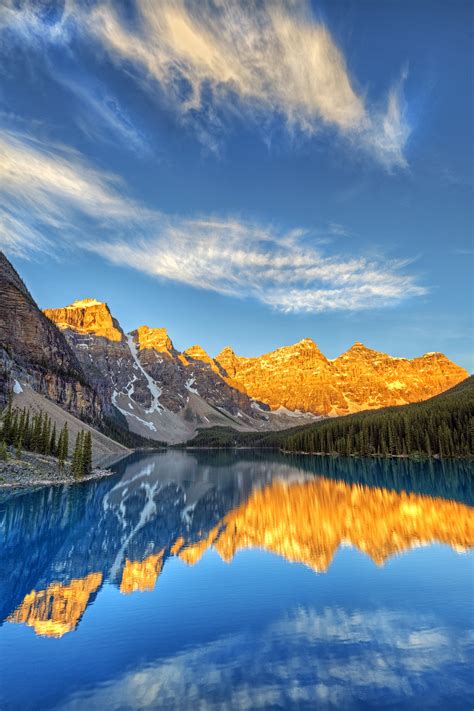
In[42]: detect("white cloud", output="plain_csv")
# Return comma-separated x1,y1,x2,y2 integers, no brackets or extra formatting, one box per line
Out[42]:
86,218,427,312
0,132,425,311
1,0,410,167
0,130,149,256
55,606,472,710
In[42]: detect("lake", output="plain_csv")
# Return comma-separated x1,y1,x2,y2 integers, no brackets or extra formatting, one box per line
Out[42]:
0,451,473,710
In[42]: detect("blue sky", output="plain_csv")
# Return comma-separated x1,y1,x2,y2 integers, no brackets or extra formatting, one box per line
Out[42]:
0,0,472,369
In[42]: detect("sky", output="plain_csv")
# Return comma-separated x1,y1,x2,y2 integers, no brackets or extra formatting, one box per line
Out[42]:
0,0,472,369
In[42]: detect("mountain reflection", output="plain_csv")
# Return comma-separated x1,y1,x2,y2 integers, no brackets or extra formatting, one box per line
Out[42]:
1,452,473,637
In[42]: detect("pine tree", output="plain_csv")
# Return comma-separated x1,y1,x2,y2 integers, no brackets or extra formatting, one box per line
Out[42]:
62,422,69,460
82,431,92,476
71,431,84,479
23,410,31,449
15,435,22,460
50,424,57,458
2,395,13,443
0,440,8,461
31,412,42,452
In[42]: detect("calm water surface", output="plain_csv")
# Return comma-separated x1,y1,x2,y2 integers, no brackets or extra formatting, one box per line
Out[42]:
0,451,473,710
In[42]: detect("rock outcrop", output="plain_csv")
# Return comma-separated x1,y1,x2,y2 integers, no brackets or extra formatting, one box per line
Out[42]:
0,253,102,420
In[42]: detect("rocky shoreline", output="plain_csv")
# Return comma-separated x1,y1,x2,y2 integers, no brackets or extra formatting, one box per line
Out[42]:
0,449,118,489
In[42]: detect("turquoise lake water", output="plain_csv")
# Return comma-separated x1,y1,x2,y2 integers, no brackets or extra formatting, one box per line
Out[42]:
0,451,473,710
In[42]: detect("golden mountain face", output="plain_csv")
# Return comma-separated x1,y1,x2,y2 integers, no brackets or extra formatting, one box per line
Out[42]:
8,573,102,638
216,340,468,415
44,301,123,342
45,299,468,416
134,326,175,356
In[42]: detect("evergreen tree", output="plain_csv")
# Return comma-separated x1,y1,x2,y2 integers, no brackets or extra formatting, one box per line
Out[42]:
23,410,31,449
0,440,8,461
15,435,22,460
71,431,84,479
2,395,13,443
31,412,42,452
82,431,92,476
49,424,57,458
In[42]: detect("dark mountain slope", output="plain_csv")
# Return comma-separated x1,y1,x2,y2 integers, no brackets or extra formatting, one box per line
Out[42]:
0,251,101,419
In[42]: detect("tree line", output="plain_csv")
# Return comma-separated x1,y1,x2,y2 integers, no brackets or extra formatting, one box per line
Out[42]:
186,377,473,459
0,399,93,478
282,378,473,458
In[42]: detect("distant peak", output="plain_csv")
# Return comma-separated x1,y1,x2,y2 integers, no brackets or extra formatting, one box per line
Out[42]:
136,325,168,336
133,325,174,353
344,342,375,356
218,346,237,356
277,337,322,354
296,337,318,347
350,341,368,349
68,298,105,309
44,299,122,341
184,344,209,358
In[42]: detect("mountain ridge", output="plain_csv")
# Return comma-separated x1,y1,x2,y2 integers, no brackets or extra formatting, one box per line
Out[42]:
43,295,468,443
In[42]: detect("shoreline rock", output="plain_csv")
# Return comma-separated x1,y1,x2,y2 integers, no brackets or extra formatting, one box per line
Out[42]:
0,450,119,489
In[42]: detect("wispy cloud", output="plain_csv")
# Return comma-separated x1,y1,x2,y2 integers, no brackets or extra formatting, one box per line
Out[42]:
54,75,152,157
0,132,425,310
0,130,147,256
0,2,151,156
87,218,426,312
56,606,472,710
1,0,410,167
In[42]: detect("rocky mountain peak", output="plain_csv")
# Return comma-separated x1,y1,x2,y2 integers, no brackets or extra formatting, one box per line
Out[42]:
269,337,326,362
336,342,384,361
134,326,175,355
0,251,30,297
44,299,123,342
184,345,211,362
70,298,104,308
215,346,242,377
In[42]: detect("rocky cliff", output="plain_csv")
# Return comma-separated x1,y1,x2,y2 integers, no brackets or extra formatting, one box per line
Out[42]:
0,253,102,420
215,338,468,416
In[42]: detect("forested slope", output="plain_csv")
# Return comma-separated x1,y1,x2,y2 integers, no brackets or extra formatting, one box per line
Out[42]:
186,377,474,459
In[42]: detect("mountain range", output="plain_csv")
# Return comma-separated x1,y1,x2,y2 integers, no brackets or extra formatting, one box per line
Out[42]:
0,252,468,444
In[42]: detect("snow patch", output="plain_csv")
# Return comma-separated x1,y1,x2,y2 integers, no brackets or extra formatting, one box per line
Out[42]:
13,379,23,394
126,334,163,413
69,298,103,308
185,377,199,395
112,390,157,431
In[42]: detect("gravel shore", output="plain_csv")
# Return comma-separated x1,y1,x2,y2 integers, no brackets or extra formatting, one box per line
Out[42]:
0,449,117,488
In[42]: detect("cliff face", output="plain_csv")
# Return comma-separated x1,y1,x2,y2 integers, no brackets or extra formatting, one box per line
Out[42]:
215,339,468,416
44,299,123,342
0,253,102,419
